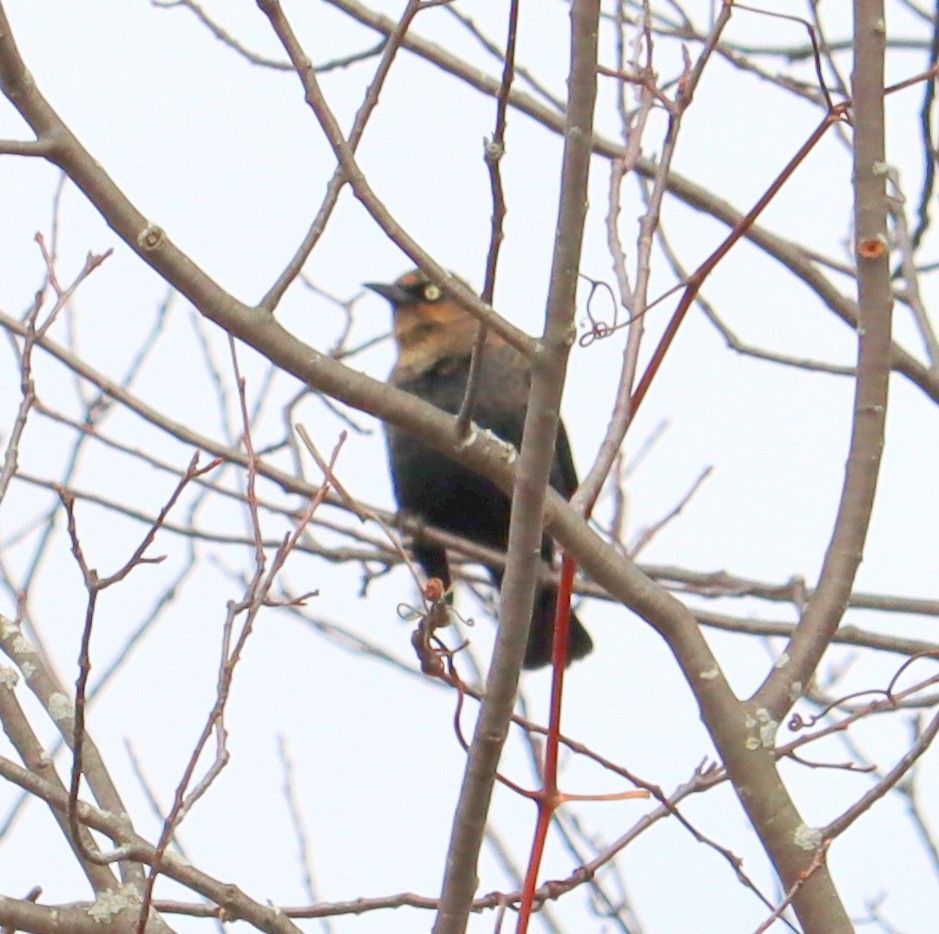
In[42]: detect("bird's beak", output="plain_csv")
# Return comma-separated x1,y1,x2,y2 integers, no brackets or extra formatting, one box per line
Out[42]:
364,281,413,305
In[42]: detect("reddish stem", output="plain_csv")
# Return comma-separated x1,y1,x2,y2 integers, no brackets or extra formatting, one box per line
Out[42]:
517,554,577,929
631,106,846,419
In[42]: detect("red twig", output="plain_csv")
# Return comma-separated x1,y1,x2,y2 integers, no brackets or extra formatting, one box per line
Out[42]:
630,104,849,420
516,553,575,930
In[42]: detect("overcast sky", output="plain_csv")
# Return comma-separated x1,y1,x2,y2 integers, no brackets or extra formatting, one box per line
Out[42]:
1,2,937,932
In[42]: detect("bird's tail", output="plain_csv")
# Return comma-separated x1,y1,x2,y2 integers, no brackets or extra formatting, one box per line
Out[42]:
522,586,592,669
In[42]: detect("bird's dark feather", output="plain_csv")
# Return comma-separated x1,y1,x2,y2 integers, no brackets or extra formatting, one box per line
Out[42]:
370,272,593,669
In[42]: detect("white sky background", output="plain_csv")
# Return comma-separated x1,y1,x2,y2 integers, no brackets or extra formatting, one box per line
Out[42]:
0,1,937,932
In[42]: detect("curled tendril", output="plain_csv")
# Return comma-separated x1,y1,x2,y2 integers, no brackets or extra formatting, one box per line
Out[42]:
788,688,891,732
577,275,619,347
396,601,424,622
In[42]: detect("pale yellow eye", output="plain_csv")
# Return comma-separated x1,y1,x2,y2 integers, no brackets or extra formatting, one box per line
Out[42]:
422,283,442,302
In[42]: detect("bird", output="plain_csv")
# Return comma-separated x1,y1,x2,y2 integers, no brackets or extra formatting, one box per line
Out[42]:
366,269,593,669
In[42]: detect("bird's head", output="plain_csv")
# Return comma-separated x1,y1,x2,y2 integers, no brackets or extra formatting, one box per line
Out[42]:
366,270,486,373
364,269,446,309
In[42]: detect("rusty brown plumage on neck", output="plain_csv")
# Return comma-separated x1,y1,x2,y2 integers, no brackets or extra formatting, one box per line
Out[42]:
366,270,592,669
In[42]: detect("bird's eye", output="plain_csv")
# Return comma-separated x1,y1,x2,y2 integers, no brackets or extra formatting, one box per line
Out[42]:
422,283,443,302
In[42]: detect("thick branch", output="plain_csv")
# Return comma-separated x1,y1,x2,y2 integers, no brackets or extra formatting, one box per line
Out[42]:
759,3,892,717
434,4,600,931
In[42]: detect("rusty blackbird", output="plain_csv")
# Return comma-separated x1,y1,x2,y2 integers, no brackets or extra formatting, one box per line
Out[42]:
366,270,592,669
